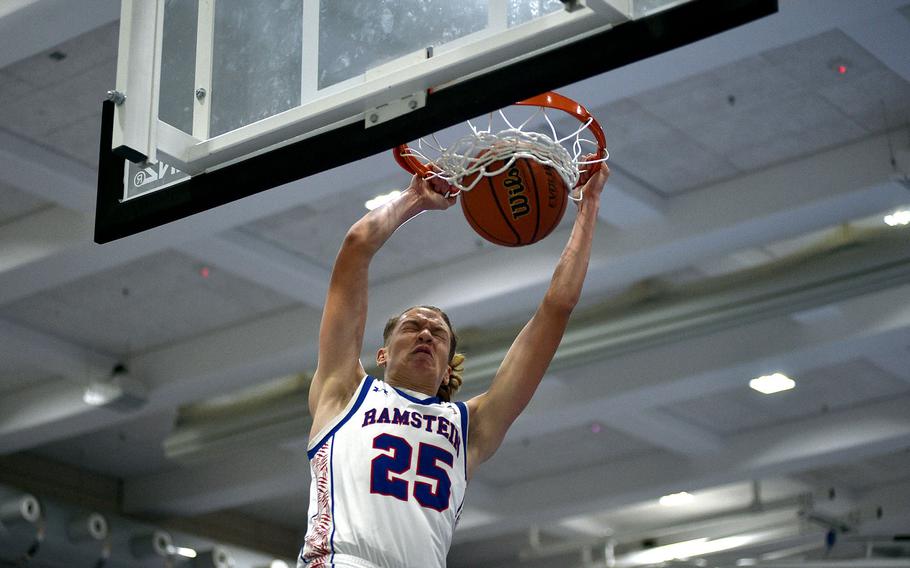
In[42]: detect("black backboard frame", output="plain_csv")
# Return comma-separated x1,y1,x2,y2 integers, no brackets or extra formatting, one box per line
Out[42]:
95,0,778,244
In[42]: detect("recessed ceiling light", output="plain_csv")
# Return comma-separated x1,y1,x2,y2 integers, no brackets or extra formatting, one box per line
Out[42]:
749,372,795,394
884,209,910,227
174,547,197,558
365,190,401,210
659,491,693,506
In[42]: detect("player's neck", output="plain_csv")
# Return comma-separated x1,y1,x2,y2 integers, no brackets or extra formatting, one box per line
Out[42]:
384,374,438,398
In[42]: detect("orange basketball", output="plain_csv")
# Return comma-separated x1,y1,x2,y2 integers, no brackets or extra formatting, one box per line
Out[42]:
460,157,568,247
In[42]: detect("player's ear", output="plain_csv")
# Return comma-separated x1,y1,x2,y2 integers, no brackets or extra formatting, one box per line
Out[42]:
376,347,388,367
442,365,451,385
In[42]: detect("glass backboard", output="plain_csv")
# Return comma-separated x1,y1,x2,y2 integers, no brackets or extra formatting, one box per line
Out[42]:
95,0,778,243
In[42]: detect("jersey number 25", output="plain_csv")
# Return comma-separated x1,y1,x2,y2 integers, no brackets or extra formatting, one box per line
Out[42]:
370,433,454,511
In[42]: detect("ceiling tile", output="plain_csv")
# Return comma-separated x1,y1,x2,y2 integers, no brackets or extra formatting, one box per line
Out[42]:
664,358,910,436
610,126,739,195
799,448,910,494
0,76,95,139
0,180,48,225
762,30,889,93
0,69,34,101
32,410,178,478
2,21,118,89
477,423,656,486
0,373,59,397
43,112,104,168
637,55,802,126
819,68,910,132
691,92,865,171
0,250,299,354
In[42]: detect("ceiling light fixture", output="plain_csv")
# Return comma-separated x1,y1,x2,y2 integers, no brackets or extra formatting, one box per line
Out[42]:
175,546,197,558
884,209,910,227
365,190,401,210
83,363,148,412
623,535,753,565
749,372,795,395
659,491,694,506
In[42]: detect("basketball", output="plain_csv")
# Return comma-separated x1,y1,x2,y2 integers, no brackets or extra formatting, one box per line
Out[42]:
460,157,568,247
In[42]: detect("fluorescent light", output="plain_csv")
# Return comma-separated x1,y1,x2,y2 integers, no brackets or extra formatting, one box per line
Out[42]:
82,364,148,412
270,561,290,568
749,372,795,394
365,190,401,210
624,536,753,565
659,491,694,506
175,547,197,558
884,209,910,226
83,381,123,406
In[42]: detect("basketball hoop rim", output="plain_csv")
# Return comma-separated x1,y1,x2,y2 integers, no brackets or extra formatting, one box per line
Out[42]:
393,91,606,186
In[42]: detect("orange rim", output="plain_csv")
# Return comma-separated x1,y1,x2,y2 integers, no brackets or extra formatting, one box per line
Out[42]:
393,91,606,186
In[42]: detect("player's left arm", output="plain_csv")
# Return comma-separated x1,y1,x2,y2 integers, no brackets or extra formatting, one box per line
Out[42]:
466,160,609,475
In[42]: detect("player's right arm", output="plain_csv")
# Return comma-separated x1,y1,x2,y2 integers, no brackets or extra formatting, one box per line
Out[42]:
308,175,455,436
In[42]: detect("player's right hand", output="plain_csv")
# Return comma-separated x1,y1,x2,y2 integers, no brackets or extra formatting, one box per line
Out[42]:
408,174,457,211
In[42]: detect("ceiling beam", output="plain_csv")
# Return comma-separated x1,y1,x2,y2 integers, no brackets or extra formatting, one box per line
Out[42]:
122,445,310,515
0,317,115,379
601,409,724,455
505,278,910,446
455,393,910,542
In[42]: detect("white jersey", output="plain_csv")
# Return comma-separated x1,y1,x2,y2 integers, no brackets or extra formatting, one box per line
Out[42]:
299,375,469,568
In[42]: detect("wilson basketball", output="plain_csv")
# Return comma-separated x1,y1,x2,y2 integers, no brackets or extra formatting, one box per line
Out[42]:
460,157,568,247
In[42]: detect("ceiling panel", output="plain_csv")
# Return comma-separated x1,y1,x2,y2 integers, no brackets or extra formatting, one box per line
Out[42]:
1,21,118,89
44,111,104,168
477,423,657,486
663,358,910,436
0,250,298,354
0,180,48,225
597,98,740,196
232,491,308,530
798,447,910,494
819,67,910,132
763,30,890,94
32,409,179,479
0,69,32,101
0,373,60,397
242,185,500,284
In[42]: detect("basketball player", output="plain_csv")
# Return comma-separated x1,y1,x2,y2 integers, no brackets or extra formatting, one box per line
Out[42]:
299,158,610,567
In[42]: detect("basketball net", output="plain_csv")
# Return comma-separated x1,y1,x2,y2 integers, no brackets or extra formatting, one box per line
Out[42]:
394,92,608,200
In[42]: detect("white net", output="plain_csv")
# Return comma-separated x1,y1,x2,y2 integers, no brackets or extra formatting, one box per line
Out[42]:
401,105,609,199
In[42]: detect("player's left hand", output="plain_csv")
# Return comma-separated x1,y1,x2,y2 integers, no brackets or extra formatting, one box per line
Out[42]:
575,154,609,203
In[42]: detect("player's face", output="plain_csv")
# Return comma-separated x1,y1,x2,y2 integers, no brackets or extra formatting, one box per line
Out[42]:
381,308,452,386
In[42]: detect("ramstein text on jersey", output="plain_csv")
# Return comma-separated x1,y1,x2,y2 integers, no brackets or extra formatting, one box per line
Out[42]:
361,406,462,456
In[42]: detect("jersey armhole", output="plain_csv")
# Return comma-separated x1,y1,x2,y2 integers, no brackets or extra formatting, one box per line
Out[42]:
307,375,373,459
455,401,469,479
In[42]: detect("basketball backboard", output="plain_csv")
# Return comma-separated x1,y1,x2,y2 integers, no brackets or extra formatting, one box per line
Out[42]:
95,0,777,243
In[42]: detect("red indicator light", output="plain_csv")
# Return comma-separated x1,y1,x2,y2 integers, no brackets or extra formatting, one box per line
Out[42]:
199,266,210,278
837,64,847,75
